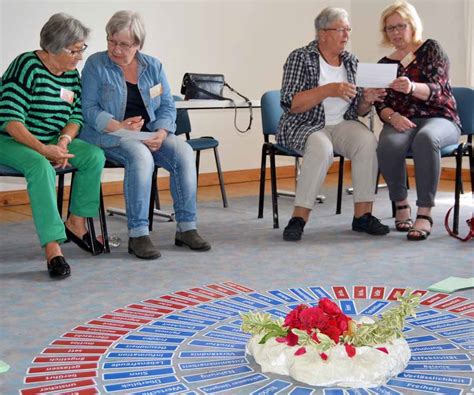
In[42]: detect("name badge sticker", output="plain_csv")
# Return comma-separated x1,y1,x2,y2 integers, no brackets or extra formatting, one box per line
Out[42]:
60,87,74,104
149,83,162,98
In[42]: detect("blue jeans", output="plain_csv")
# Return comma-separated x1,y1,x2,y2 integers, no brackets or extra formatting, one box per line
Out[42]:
103,134,197,237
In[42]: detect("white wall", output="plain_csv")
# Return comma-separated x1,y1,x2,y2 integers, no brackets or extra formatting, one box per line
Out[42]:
0,0,470,191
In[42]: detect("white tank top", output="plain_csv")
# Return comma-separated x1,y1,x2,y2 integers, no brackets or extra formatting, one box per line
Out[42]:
319,57,350,125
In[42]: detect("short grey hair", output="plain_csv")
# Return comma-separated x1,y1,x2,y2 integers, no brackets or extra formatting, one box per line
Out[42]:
106,10,146,50
40,13,90,54
314,7,349,34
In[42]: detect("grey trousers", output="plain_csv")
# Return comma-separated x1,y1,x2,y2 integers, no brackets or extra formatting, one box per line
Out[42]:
295,120,378,209
377,117,460,208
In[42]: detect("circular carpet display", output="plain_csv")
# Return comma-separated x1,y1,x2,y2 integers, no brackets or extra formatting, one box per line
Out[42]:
20,282,473,394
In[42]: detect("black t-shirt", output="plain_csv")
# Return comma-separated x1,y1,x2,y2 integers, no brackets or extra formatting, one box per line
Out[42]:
124,82,150,131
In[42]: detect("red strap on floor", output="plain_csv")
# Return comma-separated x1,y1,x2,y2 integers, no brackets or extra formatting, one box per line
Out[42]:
444,206,474,241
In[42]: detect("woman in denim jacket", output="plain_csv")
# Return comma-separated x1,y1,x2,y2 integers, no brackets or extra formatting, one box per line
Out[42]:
80,10,211,259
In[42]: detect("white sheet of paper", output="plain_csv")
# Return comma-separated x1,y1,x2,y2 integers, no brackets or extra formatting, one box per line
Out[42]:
356,63,398,88
109,129,156,141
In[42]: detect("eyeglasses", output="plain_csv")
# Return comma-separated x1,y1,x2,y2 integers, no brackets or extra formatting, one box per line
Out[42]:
384,23,408,33
323,27,352,34
107,39,135,50
63,44,88,57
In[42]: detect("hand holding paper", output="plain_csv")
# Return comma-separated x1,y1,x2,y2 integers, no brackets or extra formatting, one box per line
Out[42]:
356,63,398,88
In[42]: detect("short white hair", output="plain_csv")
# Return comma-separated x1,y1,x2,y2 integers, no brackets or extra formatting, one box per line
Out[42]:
106,10,146,49
314,7,349,34
40,13,90,54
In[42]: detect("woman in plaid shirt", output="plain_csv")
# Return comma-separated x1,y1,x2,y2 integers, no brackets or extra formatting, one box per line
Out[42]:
278,7,390,241
376,2,461,241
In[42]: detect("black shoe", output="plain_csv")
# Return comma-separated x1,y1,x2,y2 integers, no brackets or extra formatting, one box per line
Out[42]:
175,230,211,251
352,213,390,235
47,256,71,279
128,236,161,259
283,217,306,241
65,226,104,255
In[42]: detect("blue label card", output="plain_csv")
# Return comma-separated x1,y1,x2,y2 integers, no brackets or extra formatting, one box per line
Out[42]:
406,335,438,344
181,309,227,321
346,389,370,395
125,335,184,344
214,300,251,313
438,326,473,337
309,286,332,300
410,344,458,353
250,379,292,394
204,331,249,343
104,360,172,369
231,319,243,326
406,310,440,320
340,300,357,315
410,354,469,362
103,367,175,381
410,314,458,326
179,351,246,358
323,389,346,395
197,304,239,317
151,321,206,331
450,336,474,344
162,315,216,326
289,387,314,394
289,288,316,302
104,375,179,393
199,373,267,394
459,344,474,350
189,340,246,350
369,387,403,395
183,365,253,383
387,378,462,395
405,364,473,372
397,372,472,386
179,357,248,370
248,292,284,306
114,344,178,351
215,325,248,335
231,296,269,309
139,327,196,337
106,352,173,359
132,383,189,395
402,326,414,333
360,301,389,315
426,319,473,331
268,290,299,303
266,308,289,319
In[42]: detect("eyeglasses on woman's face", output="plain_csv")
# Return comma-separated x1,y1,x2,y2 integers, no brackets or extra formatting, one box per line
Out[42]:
384,23,408,33
63,44,88,57
107,38,135,50
322,27,352,34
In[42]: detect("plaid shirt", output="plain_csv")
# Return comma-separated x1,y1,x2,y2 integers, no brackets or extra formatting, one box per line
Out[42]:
375,39,461,128
276,40,362,152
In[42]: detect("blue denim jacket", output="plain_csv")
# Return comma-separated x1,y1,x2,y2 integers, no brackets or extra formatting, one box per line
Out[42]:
80,51,176,148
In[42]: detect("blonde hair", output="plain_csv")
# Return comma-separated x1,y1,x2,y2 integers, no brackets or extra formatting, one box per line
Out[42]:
380,1,423,46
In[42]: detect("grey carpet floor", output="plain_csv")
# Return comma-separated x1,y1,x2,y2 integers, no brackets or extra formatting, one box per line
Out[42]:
0,186,473,394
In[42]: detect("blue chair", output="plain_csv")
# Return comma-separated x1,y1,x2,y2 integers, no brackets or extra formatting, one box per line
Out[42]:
174,96,228,207
257,90,346,229
0,164,110,254
390,87,473,234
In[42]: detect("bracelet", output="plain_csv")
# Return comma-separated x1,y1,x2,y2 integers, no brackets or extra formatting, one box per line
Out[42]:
387,111,399,123
409,81,416,95
58,134,72,144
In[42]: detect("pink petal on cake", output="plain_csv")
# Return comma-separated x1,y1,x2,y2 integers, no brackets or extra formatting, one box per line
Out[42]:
320,352,328,360
377,347,389,354
294,347,306,356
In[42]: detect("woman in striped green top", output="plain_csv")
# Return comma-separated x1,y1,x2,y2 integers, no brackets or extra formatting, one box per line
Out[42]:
0,13,105,279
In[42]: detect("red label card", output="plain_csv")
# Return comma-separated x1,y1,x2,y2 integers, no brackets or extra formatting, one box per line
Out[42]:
449,302,474,313
387,288,406,301
114,308,163,319
20,379,96,395
28,363,98,374
222,281,254,292
72,326,128,336
86,320,140,330
51,340,112,347
190,287,226,298
100,314,151,324
127,304,172,315
160,295,199,306
370,286,385,299
332,286,350,299
411,289,428,297
420,293,449,305
33,356,100,364
433,297,468,310
24,370,97,384
206,284,238,295
463,310,474,318
353,286,367,299
62,332,120,341
143,299,186,310
175,290,211,302
42,348,106,355
61,388,99,395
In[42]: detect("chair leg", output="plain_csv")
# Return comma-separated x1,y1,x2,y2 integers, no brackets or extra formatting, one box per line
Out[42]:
213,147,228,208
453,146,464,235
57,174,65,218
336,156,344,215
99,186,110,253
391,201,396,218
269,150,279,229
375,169,381,194
155,169,161,210
148,167,158,231
258,145,267,219
195,151,201,185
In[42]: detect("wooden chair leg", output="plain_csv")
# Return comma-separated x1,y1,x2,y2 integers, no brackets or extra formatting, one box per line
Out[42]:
258,145,267,219
213,147,228,208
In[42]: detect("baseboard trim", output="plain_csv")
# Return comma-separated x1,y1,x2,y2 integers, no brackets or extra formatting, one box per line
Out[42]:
0,162,470,207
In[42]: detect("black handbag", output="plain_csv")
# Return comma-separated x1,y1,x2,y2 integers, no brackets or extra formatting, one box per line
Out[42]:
180,73,253,133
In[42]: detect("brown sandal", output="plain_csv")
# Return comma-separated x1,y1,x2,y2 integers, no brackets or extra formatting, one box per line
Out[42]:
407,215,433,241
395,204,413,232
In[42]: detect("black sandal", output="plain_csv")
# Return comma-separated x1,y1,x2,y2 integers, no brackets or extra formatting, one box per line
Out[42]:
395,204,413,232
407,215,433,241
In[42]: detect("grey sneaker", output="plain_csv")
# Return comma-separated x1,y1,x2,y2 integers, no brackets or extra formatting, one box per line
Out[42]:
128,236,161,259
352,213,390,235
175,230,211,251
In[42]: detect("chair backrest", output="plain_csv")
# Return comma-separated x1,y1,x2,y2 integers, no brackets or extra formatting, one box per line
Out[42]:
260,90,282,137
173,95,191,137
453,87,474,136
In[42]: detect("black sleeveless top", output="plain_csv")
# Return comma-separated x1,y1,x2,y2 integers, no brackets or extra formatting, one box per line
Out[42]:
124,82,150,131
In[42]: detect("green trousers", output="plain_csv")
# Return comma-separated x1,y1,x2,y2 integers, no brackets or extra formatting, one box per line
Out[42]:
0,136,105,247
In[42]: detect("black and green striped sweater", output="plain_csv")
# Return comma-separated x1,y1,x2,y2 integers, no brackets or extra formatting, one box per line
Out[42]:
0,51,83,142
